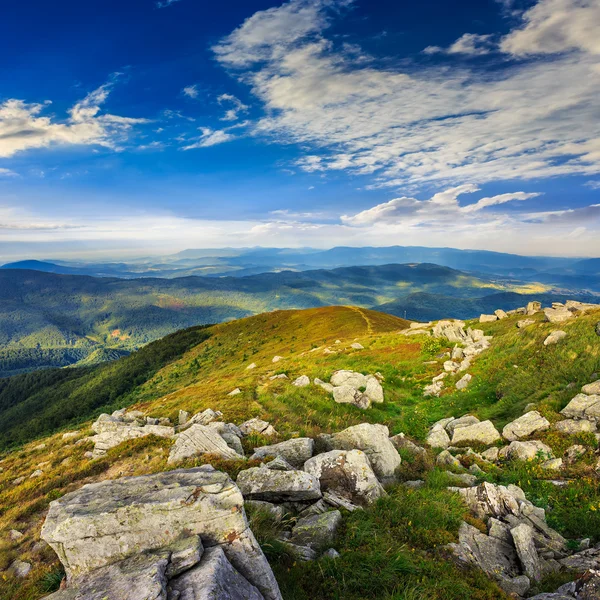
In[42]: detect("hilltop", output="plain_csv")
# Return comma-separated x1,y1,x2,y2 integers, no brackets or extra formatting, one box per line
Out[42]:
0,302,599,599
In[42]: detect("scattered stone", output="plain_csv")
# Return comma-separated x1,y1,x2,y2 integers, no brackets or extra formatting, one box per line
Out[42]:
350,342,364,350
290,510,342,549
447,415,479,436
426,427,451,449
250,438,314,468
502,411,550,441
436,450,461,468
263,456,295,471
582,380,600,395
389,433,426,455
499,440,553,461
495,309,508,320
237,468,321,503
12,476,25,485
246,362,257,370
544,307,573,323
207,422,245,456
314,378,334,393
281,542,318,562
560,394,600,421
527,301,541,315
564,444,587,462
245,500,285,522
481,447,499,462
446,472,478,486
8,559,31,578
517,319,535,328
188,408,222,426
451,420,501,445
456,374,472,390
269,373,288,381
544,331,567,346
168,424,242,463
322,548,340,559
61,431,80,440
304,449,384,507
479,314,498,323
332,385,371,409
272,356,284,363
8,529,23,541
30,469,43,478
541,458,563,471
511,523,543,581
554,419,596,434
239,418,278,437
228,388,242,396
178,410,190,426
452,346,465,360
292,375,310,387
444,360,460,372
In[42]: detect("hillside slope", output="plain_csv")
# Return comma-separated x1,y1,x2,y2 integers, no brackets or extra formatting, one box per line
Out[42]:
1,304,599,600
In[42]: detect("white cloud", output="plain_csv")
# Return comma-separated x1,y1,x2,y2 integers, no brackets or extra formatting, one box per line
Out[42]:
585,180,600,189
212,0,600,190
425,34,495,56
182,85,199,98
0,79,149,158
0,168,18,177
217,93,249,121
182,126,236,149
501,0,600,55
156,0,183,8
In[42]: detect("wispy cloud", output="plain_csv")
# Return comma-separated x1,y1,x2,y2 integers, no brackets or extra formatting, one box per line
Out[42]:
156,0,183,8
182,84,199,99
217,93,249,121
424,34,495,56
0,168,18,177
182,126,236,149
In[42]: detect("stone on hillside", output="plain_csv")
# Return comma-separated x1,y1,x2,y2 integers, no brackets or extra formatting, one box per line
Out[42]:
495,309,508,320
451,345,465,360
178,410,190,426
292,375,310,387
8,559,32,578
314,378,334,393
168,424,242,463
239,418,278,437
444,360,460,372
559,548,600,573
560,394,600,421
236,467,321,503
272,356,284,363
168,546,264,600
446,472,478,486
426,427,451,448
269,373,288,381
564,444,587,462
502,411,550,441
189,409,223,426
62,431,80,440
582,380,600,395
554,419,596,434
350,342,364,350
9,529,23,541
41,467,281,600
436,450,461,468
544,307,572,323
433,320,468,343
332,385,371,409
511,523,543,581
544,331,567,346
304,449,384,507
517,319,536,328
541,458,563,471
481,447,500,462
246,362,257,370
447,415,479,436
290,511,342,550
451,421,501,445
330,370,367,388
423,381,444,397
365,376,384,403
455,482,522,521
263,456,295,471
389,433,426,455
499,440,553,461
207,422,245,456
456,374,472,390
250,438,314,468
228,388,242,396
280,542,318,562
245,500,285,522
479,314,498,323
527,301,541,315
329,423,401,480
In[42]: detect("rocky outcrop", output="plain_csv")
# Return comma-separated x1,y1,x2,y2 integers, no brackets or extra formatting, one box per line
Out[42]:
582,380,600,395
250,438,314,468
502,411,550,441
41,466,282,600
239,418,278,437
544,331,567,346
236,467,321,502
451,420,501,445
561,394,600,422
499,440,554,461
168,424,243,463
327,370,384,408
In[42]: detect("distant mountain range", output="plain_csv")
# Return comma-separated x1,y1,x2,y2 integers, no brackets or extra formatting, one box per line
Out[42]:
3,245,599,290
0,261,597,376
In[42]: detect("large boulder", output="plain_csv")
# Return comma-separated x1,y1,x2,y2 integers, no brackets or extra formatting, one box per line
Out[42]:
511,524,543,581
582,380,600,395
40,466,281,600
433,320,468,343
480,314,498,323
239,418,278,437
560,394,600,421
502,411,550,441
329,423,401,480
455,482,521,521
236,467,321,502
289,511,342,550
451,420,501,445
554,419,597,434
499,440,554,461
544,331,567,346
304,449,385,507
168,424,242,463
544,307,573,323
250,438,314,468
330,370,367,388
332,385,371,409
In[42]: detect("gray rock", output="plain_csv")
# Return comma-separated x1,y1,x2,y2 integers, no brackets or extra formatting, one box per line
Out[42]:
544,307,573,323
488,518,512,544
206,422,245,456
544,331,567,346
436,450,461,468
452,346,465,360
304,449,384,507
168,424,242,463
290,511,342,549
559,547,600,572
451,421,501,445
321,548,340,559
564,444,587,462
526,301,541,315
479,314,498,323
250,438,314,468
389,433,426,455
332,385,371,409
281,542,318,562
455,482,521,521
263,456,295,471
447,415,479,437
9,559,31,578
582,380,600,395
350,342,364,350
292,375,310,387
481,447,499,462
560,394,600,421
322,491,360,512
433,320,468,343
554,419,596,434
41,467,281,600
245,500,285,523
426,427,451,448
330,370,367,388
495,309,508,320
178,410,190,426
499,440,554,461
364,375,384,403
239,418,278,437
314,378,334,393
329,423,401,480
541,458,563,471
9,529,24,541
237,467,321,502
517,319,536,328
168,546,264,600
445,472,478,486
455,374,472,390
188,409,223,427
511,523,543,581
166,536,204,579
502,411,550,441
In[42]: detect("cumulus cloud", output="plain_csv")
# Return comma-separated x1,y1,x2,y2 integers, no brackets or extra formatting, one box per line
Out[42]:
0,80,149,158
211,0,600,189
424,34,495,56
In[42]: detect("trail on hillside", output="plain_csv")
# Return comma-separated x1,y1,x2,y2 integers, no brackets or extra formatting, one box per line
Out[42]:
345,306,373,335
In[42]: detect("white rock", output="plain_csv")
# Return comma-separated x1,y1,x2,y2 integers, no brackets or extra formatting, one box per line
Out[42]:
168,425,243,463
350,342,364,350
543,307,573,323
272,356,284,363
456,374,472,390
554,419,596,434
330,370,367,388
426,428,451,448
292,375,310,387
495,309,508,320
544,331,567,346
246,363,257,370
560,394,600,421
502,411,550,441
479,314,498,323
239,418,278,437
499,440,553,461
451,421,501,445
250,438,314,468
582,380,600,395
237,468,321,502
228,388,242,396
314,378,334,393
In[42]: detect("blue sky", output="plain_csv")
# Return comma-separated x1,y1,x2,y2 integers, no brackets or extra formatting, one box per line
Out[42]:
0,0,599,259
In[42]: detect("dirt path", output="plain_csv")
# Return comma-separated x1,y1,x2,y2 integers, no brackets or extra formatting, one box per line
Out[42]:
345,306,374,335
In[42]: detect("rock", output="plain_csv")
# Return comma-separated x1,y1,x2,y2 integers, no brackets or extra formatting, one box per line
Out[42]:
488,518,512,544
436,450,461,468
237,467,321,502
168,424,243,463
272,356,284,363
281,542,318,562
559,548,600,573
322,548,340,559
446,472,478,486
452,346,465,360
263,456,295,471
30,469,43,478
389,433,426,455
332,385,371,409
8,559,31,578
246,362,257,370
451,421,501,446
560,394,600,421
330,371,366,387
495,309,508,320
544,307,573,323
426,427,451,448
9,529,24,541
250,438,314,468
499,440,554,461
554,419,596,434
517,319,535,328
479,314,498,323
481,447,499,462
444,360,460,372
12,476,25,485
314,378,334,393
245,500,285,522
292,375,310,387
188,409,223,426
290,511,342,550
433,320,468,343
62,431,80,440
329,423,401,480
456,374,472,390
166,536,204,579
41,467,281,600
447,415,479,436
350,342,364,350
228,388,242,396
527,301,541,315
511,523,543,581
167,546,265,600
364,376,384,403
207,422,245,456
582,380,600,395
179,410,190,426
269,373,288,380
564,444,587,462
239,418,278,437
541,458,563,471
423,381,444,397
544,331,567,346
455,482,522,521
502,411,550,441
304,449,384,507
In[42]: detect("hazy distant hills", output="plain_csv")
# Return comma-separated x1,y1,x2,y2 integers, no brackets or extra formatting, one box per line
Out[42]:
0,261,596,376
3,245,599,288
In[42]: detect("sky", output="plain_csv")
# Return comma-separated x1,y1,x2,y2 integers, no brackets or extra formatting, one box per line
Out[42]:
0,0,599,260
